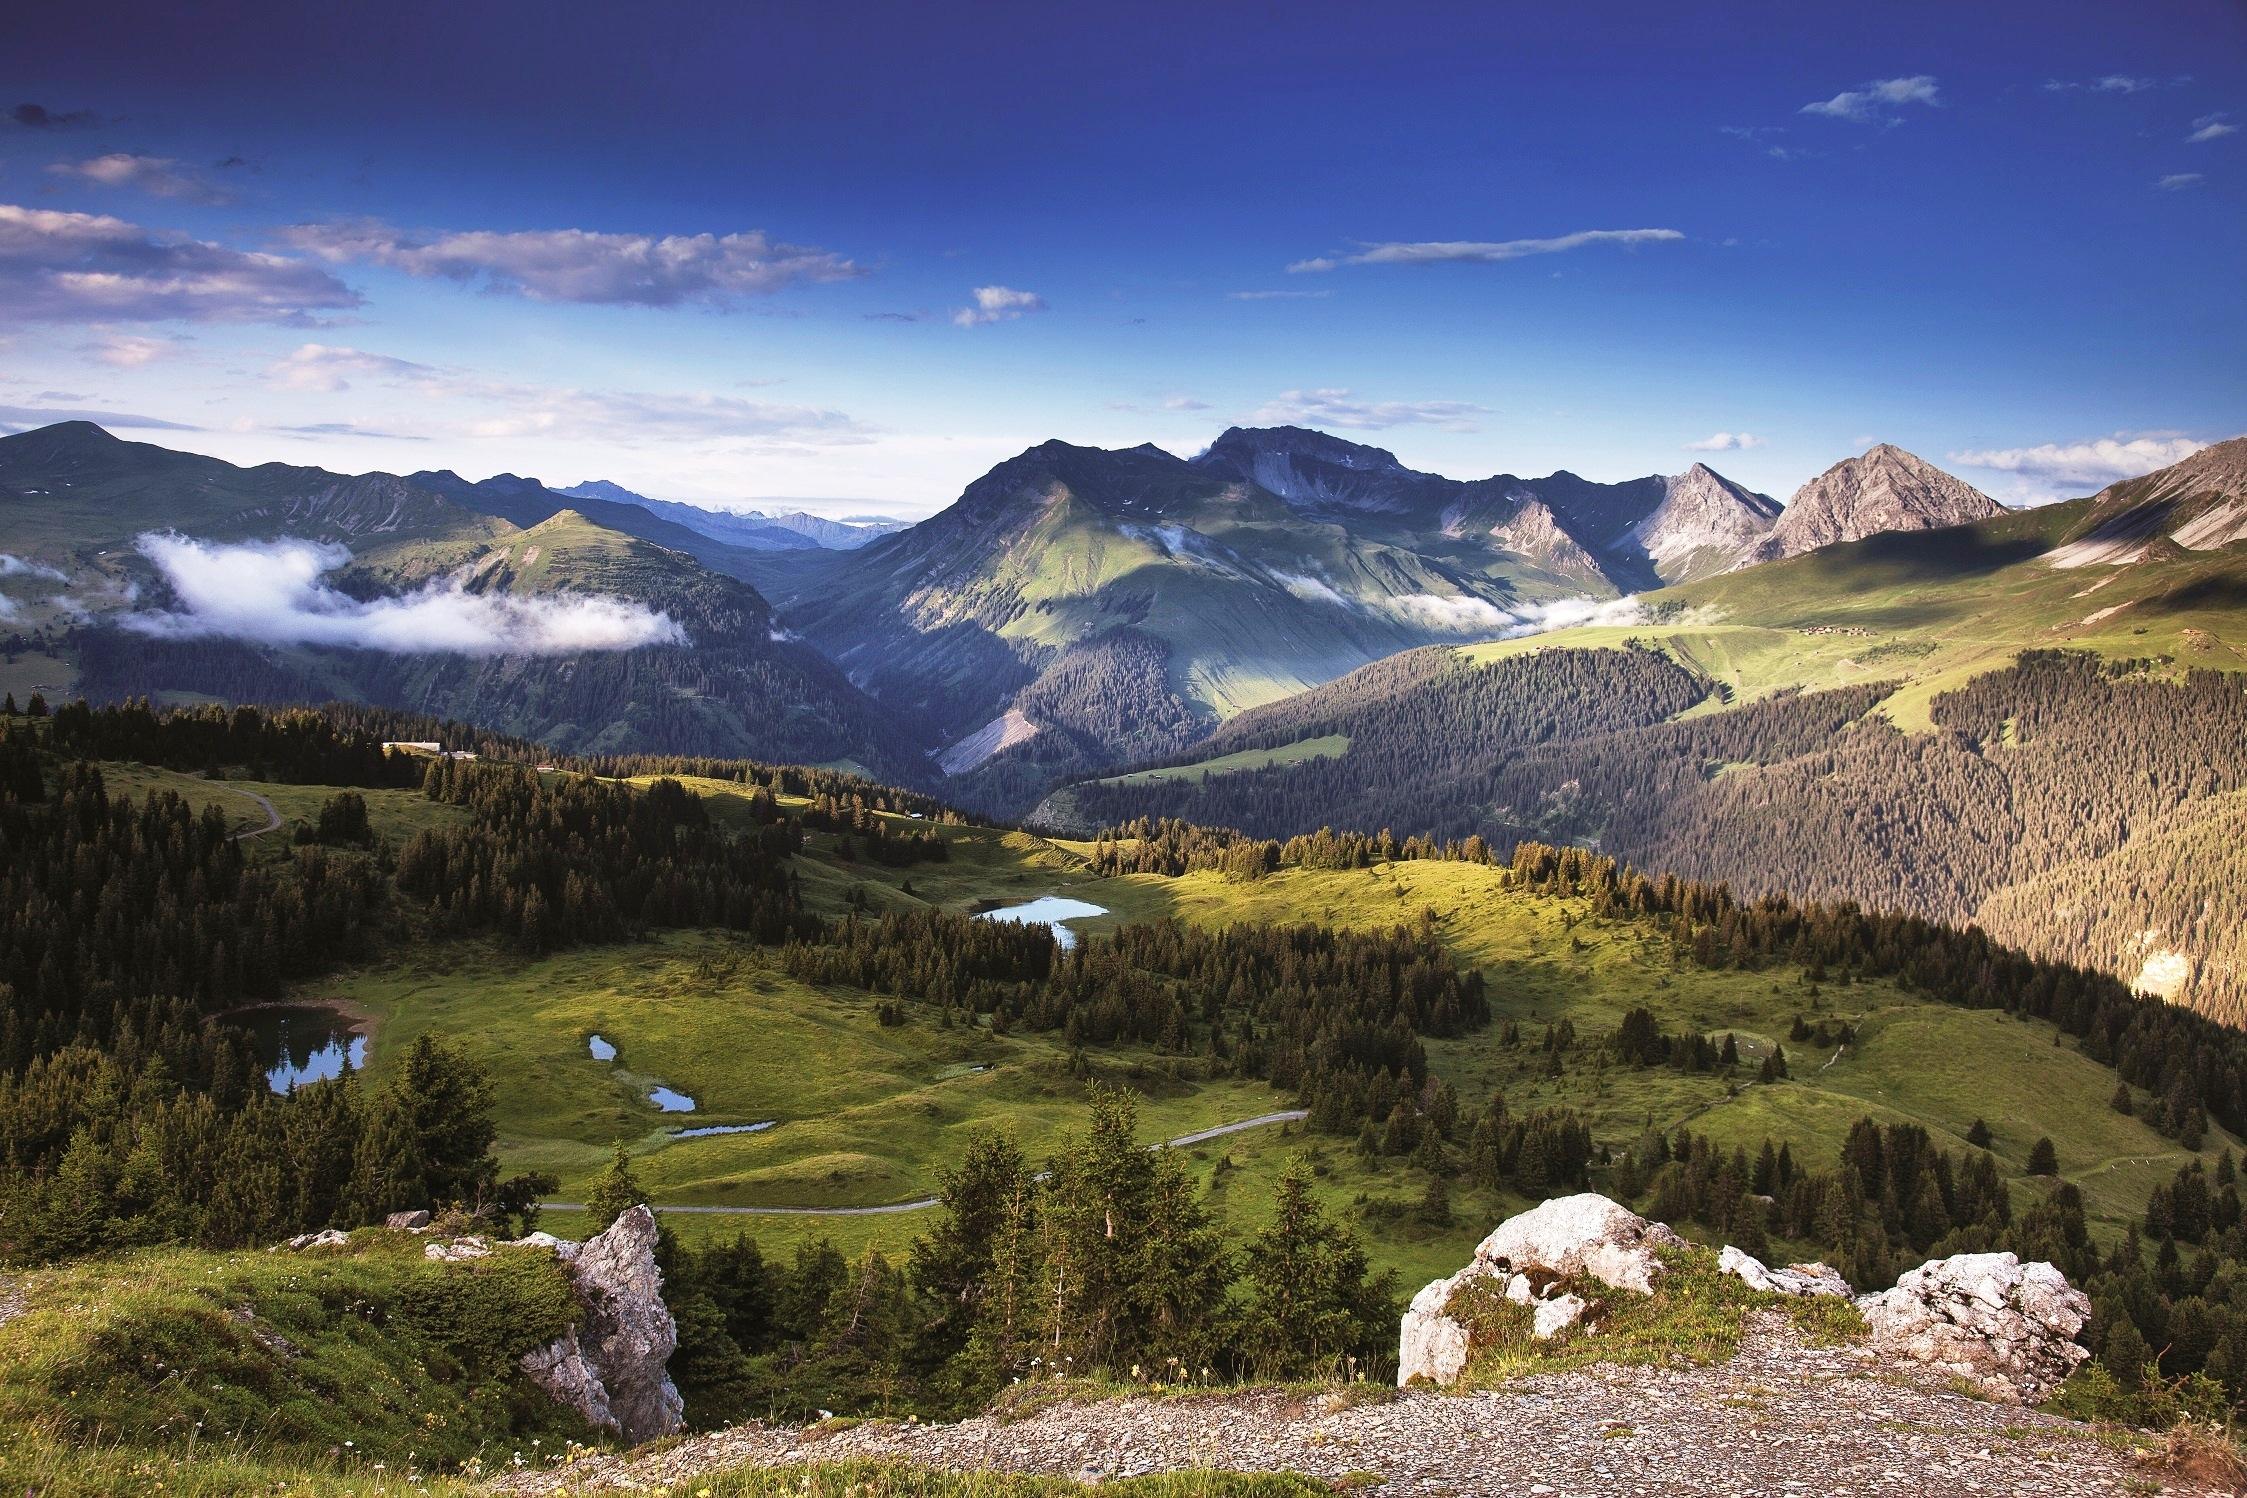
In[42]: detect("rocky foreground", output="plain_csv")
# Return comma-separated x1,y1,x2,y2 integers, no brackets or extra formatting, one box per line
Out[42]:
484,1194,2235,1498
493,1313,2221,1497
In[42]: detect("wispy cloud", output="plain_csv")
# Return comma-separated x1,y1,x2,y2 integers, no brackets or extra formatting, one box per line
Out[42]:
1801,75,1940,125
2189,112,2237,143
8,103,100,130
49,153,233,205
952,284,1045,326
1109,394,1210,414
1950,434,2206,494
1248,387,1487,433
1227,288,1333,300
267,342,436,392
123,533,686,655
1684,431,1765,452
255,341,864,445
1287,228,1683,273
2157,172,2203,190
84,333,177,367
277,218,862,308
0,402,201,433
0,203,360,324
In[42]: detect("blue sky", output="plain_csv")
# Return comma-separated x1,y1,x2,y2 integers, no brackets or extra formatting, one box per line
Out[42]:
2,0,2241,515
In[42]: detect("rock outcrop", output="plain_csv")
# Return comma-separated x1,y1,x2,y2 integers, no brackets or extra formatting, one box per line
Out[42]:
1855,1251,2090,1403
520,1205,685,1443
1717,1245,1851,1299
1399,1194,1686,1386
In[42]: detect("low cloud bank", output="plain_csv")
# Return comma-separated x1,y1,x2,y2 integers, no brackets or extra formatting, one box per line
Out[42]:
1379,589,1647,637
121,533,685,656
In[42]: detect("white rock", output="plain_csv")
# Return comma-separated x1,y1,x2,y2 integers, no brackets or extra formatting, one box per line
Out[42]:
1399,1193,1684,1386
1719,1245,1851,1298
423,1237,491,1262
284,1228,351,1252
1477,1193,1687,1296
383,1209,432,1232
1533,1293,1588,1340
1855,1251,2089,1404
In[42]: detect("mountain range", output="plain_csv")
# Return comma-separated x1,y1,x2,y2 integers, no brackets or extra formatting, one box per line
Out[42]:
7,416,2214,817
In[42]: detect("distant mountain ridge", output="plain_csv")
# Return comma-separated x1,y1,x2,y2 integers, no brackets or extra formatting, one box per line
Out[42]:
557,480,909,551
770,425,2009,811
0,421,922,778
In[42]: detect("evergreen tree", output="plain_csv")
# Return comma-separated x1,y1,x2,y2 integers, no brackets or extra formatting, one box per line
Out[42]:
584,1143,649,1233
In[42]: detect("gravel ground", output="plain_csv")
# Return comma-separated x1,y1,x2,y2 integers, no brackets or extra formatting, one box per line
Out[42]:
0,1275,21,1330
492,1313,2227,1497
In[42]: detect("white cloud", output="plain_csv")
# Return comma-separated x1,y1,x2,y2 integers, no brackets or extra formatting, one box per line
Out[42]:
1684,431,1766,452
1801,75,1940,124
49,153,232,204
952,285,1045,327
84,333,174,367
1382,591,1649,637
0,554,69,582
123,532,685,655
2189,113,2236,143
1248,387,1488,433
277,218,861,307
1950,434,2206,492
0,203,360,324
1268,569,1350,607
2157,172,2203,190
1288,228,1682,273
1227,288,1333,300
268,342,436,392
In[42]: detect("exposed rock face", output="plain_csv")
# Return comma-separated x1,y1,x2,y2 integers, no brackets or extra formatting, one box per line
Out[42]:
1398,1194,1686,1386
384,1209,432,1231
521,1205,685,1443
1743,444,2001,566
1718,1245,1851,1299
2047,434,2247,568
1627,464,1781,583
1855,1251,2090,1403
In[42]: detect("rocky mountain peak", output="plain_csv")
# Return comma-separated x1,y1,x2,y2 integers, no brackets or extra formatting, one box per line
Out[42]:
1622,463,1781,583
1743,444,2000,567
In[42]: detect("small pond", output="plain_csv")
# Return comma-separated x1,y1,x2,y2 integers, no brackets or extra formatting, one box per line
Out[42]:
242,1004,368,1094
588,1032,697,1112
976,896,1108,951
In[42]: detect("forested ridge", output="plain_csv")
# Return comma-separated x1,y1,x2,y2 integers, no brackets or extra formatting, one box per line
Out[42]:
1071,651,2247,1020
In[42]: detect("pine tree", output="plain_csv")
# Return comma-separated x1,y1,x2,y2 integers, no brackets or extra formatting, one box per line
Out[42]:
2027,1137,2060,1177
584,1143,649,1233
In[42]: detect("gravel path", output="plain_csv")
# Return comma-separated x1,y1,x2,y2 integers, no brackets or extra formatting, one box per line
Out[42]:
491,1314,2221,1498
540,1110,1311,1218
226,787,283,840
0,1275,23,1330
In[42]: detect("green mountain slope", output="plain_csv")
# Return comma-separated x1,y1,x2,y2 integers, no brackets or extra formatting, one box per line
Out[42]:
777,431,1772,812
1054,440,2247,1019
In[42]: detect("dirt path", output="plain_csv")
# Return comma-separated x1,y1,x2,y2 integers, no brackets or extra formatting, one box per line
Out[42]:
490,1314,2219,1497
224,787,283,840
540,1109,1310,1218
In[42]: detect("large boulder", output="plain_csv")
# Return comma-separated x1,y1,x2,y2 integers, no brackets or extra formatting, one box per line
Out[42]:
1855,1251,2090,1403
1399,1194,1686,1386
519,1206,684,1442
